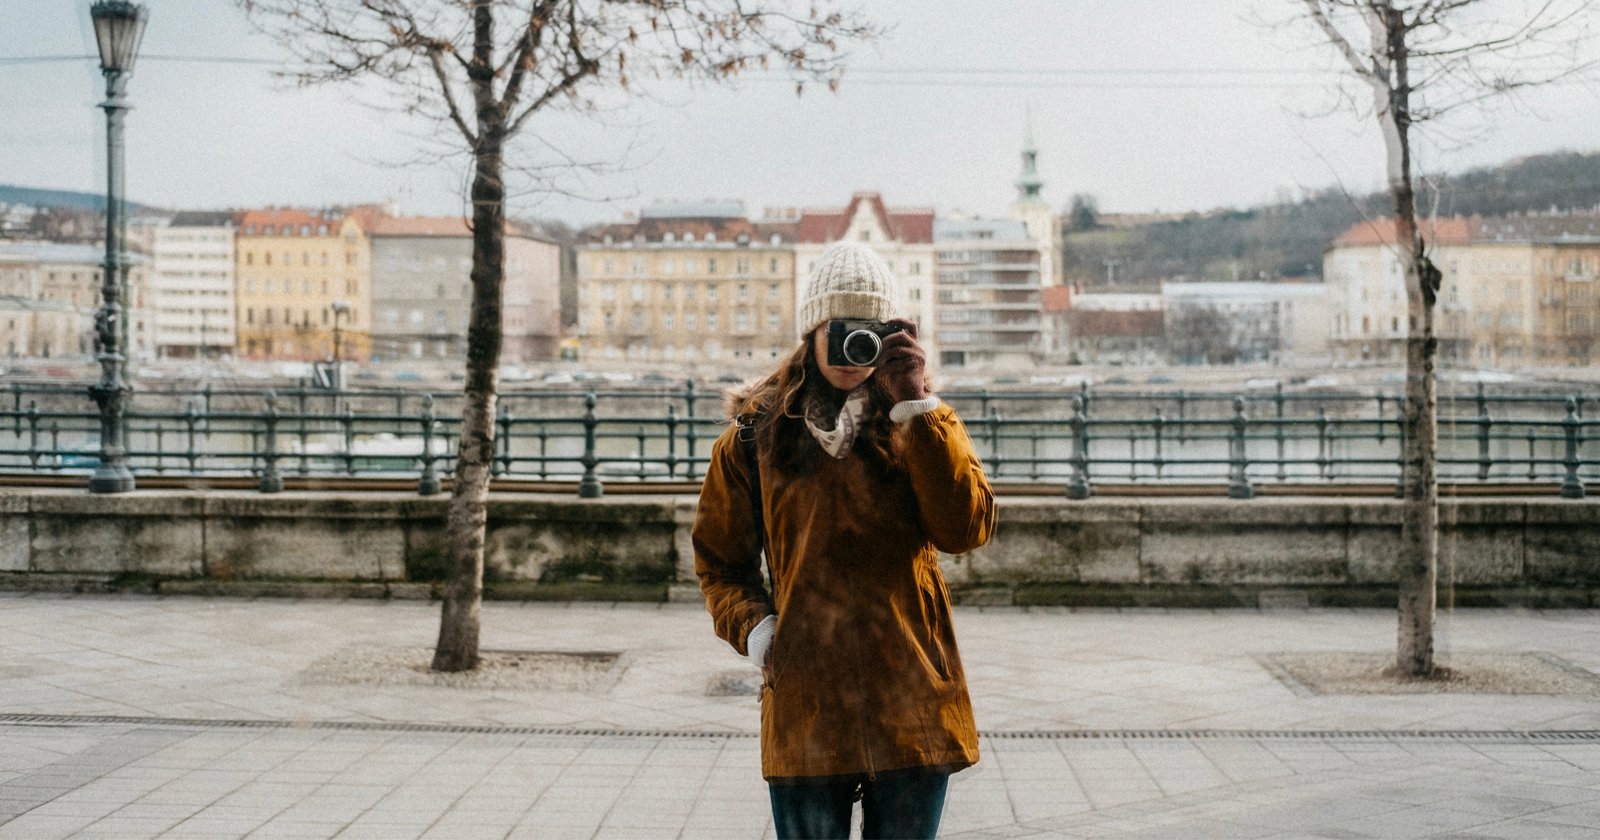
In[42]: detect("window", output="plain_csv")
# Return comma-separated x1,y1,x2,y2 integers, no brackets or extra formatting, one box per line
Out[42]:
662,258,676,274
736,258,750,275
602,284,616,302
708,258,718,275
664,285,674,302
736,311,751,332
769,258,779,274
631,284,645,303
684,313,697,330
859,230,870,242
264,252,272,267
768,284,779,302
707,285,718,302
602,258,615,275
707,312,718,330
631,258,645,276
604,312,614,330
738,284,749,301
767,313,780,331
910,261,922,274
631,311,643,331
664,312,675,330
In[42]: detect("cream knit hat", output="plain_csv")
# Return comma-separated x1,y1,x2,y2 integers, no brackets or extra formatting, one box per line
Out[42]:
799,241,899,336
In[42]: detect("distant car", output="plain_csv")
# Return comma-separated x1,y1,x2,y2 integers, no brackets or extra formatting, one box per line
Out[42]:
640,373,673,385
541,372,575,384
1103,375,1130,385
1145,375,1175,384
394,370,423,382
715,373,743,383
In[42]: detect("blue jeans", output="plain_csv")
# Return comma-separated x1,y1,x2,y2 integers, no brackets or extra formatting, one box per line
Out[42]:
769,768,950,839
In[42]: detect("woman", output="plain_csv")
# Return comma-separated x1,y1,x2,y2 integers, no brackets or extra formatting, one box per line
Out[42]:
694,241,996,839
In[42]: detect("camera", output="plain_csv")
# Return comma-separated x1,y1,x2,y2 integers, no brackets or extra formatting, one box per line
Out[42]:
826,320,904,367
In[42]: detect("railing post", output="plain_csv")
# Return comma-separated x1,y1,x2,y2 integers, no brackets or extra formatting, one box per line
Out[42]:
536,422,549,480
579,391,604,498
1274,382,1287,482
496,407,514,477
1527,427,1538,481
259,390,283,493
1316,408,1331,480
25,401,40,470
684,379,700,480
636,426,648,479
986,406,1003,477
418,394,441,496
1151,406,1165,480
1175,388,1187,444
185,401,200,473
342,405,357,475
1066,395,1092,500
1562,396,1585,499
1477,388,1493,481
1228,396,1254,500
296,385,310,476
665,404,679,478
1395,396,1407,498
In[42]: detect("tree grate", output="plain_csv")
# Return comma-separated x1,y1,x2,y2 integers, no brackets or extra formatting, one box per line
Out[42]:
2,714,1599,744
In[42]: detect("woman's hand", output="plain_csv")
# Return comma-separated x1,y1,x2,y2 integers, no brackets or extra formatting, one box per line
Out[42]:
877,319,931,403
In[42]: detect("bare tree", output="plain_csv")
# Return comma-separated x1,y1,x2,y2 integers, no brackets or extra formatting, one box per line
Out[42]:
1165,304,1240,365
239,0,879,671
1295,0,1593,676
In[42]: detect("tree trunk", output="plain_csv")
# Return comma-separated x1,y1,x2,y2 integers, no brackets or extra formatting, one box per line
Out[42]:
1372,4,1438,677
433,0,506,673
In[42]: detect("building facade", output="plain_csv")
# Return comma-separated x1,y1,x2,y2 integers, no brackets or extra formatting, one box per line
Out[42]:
234,209,372,362
1048,289,1165,366
151,211,235,359
578,203,797,365
0,241,151,360
1324,214,1600,368
1162,281,1332,365
932,217,1045,368
369,216,562,362
792,193,936,357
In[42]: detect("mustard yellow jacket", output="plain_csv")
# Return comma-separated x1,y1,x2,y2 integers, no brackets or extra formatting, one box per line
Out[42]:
693,403,996,780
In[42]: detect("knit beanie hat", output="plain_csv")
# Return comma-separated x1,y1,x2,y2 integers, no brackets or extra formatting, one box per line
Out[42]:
799,241,900,336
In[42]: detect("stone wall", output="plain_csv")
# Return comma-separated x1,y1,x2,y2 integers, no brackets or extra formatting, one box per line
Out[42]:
1,489,1596,604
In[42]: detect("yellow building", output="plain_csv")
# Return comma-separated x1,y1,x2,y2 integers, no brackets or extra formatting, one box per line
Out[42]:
234,209,372,361
1327,213,1600,369
578,203,797,366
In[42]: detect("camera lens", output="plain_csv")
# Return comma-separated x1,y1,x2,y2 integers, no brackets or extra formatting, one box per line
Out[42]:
841,329,882,366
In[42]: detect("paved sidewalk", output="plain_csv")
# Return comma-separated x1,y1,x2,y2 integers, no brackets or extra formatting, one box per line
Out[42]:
2,593,1599,838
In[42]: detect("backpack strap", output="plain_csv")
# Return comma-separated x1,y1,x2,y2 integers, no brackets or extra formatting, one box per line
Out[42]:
735,412,769,576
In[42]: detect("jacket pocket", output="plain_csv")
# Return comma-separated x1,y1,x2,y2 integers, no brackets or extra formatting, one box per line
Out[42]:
917,577,953,683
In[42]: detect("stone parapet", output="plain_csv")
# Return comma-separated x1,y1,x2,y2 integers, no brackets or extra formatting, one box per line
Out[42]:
1,489,1595,604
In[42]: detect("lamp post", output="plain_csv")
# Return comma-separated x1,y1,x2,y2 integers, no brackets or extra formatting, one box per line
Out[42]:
330,300,351,391
87,0,149,494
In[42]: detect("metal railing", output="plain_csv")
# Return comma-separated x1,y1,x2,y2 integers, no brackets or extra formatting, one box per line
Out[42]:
0,379,1593,499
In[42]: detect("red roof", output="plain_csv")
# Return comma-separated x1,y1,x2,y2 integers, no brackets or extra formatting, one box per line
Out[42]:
236,208,331,236
1333,216,1480,248
797,192,935,244
586,215,794,245
1068,309,1165,338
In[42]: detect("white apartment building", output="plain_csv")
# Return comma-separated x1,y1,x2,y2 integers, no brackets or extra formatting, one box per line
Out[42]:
932,217,1045,368
1323,218,1477,365
1163,281,1332,365
151,211,236,358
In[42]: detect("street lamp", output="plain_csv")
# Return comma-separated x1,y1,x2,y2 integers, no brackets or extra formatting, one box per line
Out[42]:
87,0,149,494
330,300,351,390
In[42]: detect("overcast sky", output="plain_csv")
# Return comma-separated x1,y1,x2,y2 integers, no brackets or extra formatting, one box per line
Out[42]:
4,0,1597,226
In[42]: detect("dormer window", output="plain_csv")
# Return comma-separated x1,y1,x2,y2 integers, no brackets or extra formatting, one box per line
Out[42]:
707,232,717,243
770,234,781,246
603,234,614,245
664,232,676,243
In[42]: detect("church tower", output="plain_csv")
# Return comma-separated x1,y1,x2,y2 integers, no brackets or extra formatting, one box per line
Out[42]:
1010,109,1056,289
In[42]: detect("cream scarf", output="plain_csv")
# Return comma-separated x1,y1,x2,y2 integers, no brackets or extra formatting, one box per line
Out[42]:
804,386,870,459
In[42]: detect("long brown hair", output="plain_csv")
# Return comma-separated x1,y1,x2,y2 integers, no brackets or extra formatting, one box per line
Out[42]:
729,330,901,476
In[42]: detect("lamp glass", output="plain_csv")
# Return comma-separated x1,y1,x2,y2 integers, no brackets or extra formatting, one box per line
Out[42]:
89,1,149,74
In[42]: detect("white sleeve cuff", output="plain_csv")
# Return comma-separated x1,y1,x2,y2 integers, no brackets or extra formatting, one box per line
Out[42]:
746,614,777,667
890,396,942,424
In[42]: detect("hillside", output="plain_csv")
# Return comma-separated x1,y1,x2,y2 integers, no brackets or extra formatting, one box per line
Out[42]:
1062,150,1600,288
0,184,156,215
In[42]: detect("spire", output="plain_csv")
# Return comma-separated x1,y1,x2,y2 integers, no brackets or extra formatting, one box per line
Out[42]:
1015,106,1044,204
